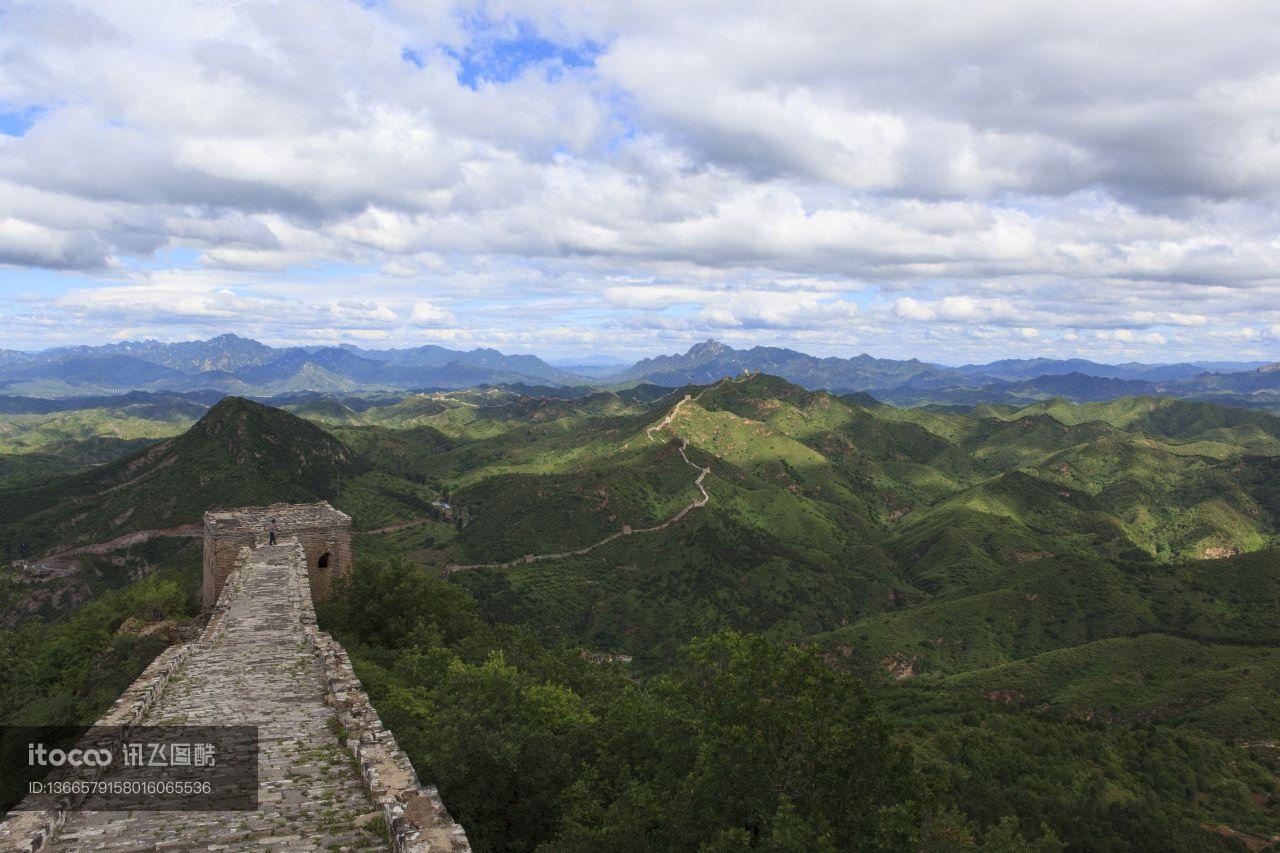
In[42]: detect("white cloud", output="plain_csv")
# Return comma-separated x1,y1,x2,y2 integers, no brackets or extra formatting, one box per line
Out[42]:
1094,329,1168,345
893,295,1022,324
0,0,1279,361
0,218,110,269
408,301,456,327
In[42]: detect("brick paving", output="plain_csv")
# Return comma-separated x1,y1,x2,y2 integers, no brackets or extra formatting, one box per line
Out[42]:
49,541,386,852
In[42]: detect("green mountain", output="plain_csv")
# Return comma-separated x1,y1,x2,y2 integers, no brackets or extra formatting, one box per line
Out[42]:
0,399,203,455
389,376,1279,849
1004,396,1280,455
0,397,365,554
366,376,1278,666
283,396,363,425
5,376,1280,850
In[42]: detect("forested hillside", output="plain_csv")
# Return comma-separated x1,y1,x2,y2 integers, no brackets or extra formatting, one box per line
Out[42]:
1,376,1277,850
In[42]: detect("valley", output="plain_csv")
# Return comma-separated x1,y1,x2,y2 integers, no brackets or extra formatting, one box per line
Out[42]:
1,373,1278,850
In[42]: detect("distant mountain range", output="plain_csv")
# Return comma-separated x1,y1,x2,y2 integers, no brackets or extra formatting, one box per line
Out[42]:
611,340,1280,409
614,339,1269,388
2,334,1278,409
0,334,580,397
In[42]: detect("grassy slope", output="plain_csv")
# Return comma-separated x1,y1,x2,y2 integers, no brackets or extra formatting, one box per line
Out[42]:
0,401,201,454
3,381,1279,845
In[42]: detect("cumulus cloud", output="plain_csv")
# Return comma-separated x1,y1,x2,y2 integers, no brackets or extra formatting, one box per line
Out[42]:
0,218,110,269
696,291,859,330
0,0,1278,360
408,301,456,327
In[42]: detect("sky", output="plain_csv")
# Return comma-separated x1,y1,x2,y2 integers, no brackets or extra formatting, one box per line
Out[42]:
0,1,1279,364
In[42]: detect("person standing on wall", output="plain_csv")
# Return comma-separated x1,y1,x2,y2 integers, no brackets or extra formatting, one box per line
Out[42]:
268,519,278,546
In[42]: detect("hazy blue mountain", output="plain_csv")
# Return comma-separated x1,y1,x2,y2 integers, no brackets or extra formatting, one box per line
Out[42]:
548,353,630,378
548,354,629,367
3,335,1274,403
0,350,33,367
0,354,187,391
368,346,574,380
0,389,219,416
951,357,1215,382
610,341,1275,406
241,343,580,387
611,340,960,390
554,365,626,379
111,333,275,373
876,368,1280,410
1,336,581,397
870,372,1160,407
1191,360,1271,372
1190,362,1280,393
37,333,275,374
234,347,401,385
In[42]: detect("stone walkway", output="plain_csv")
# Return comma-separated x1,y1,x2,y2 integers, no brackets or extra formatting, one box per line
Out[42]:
49,541,386,852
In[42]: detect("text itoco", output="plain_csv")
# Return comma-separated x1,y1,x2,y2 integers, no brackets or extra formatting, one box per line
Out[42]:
28,744,113,767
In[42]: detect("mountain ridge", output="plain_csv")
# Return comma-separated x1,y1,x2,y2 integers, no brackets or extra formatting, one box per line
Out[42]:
0,336,580,397
609,340,1280,409
3,335,1275,409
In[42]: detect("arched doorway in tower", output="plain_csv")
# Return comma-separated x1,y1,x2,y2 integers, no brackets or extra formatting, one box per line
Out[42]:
317,552,330,569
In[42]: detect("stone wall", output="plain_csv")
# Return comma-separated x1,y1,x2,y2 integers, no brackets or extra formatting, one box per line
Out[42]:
0,545,253,851
294,526,353,603
1,530,469,852
200,521,241,610
299,578,470,851
201,501,352,607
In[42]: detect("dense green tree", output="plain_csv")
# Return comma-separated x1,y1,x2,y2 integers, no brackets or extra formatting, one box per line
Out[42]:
548,632,920,852
420,653,596,852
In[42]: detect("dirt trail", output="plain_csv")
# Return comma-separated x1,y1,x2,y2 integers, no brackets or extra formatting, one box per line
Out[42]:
446,373,753,573
53,523,203,556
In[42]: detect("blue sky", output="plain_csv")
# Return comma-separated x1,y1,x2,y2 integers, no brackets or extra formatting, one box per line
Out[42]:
1,1,1279,363
438,16,601,88
0,106,41,137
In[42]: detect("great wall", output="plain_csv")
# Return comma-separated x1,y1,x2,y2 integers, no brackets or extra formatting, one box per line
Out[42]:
0,379,757,849
0,502,469,853
443,372,753,573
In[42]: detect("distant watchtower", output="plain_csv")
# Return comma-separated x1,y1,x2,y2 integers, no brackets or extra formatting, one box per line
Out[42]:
202,501,353,607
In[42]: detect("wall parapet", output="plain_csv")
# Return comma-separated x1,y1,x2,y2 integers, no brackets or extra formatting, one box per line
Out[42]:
291,542,469,852
1,525,468,853
0,546,251,852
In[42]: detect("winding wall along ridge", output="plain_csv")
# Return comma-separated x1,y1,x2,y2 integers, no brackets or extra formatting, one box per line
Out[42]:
445,373,754,573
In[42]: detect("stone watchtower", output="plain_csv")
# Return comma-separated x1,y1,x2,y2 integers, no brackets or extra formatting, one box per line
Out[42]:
202,501,353,607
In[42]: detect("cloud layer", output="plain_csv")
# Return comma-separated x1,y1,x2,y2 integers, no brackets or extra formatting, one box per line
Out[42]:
1,0,1278,362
